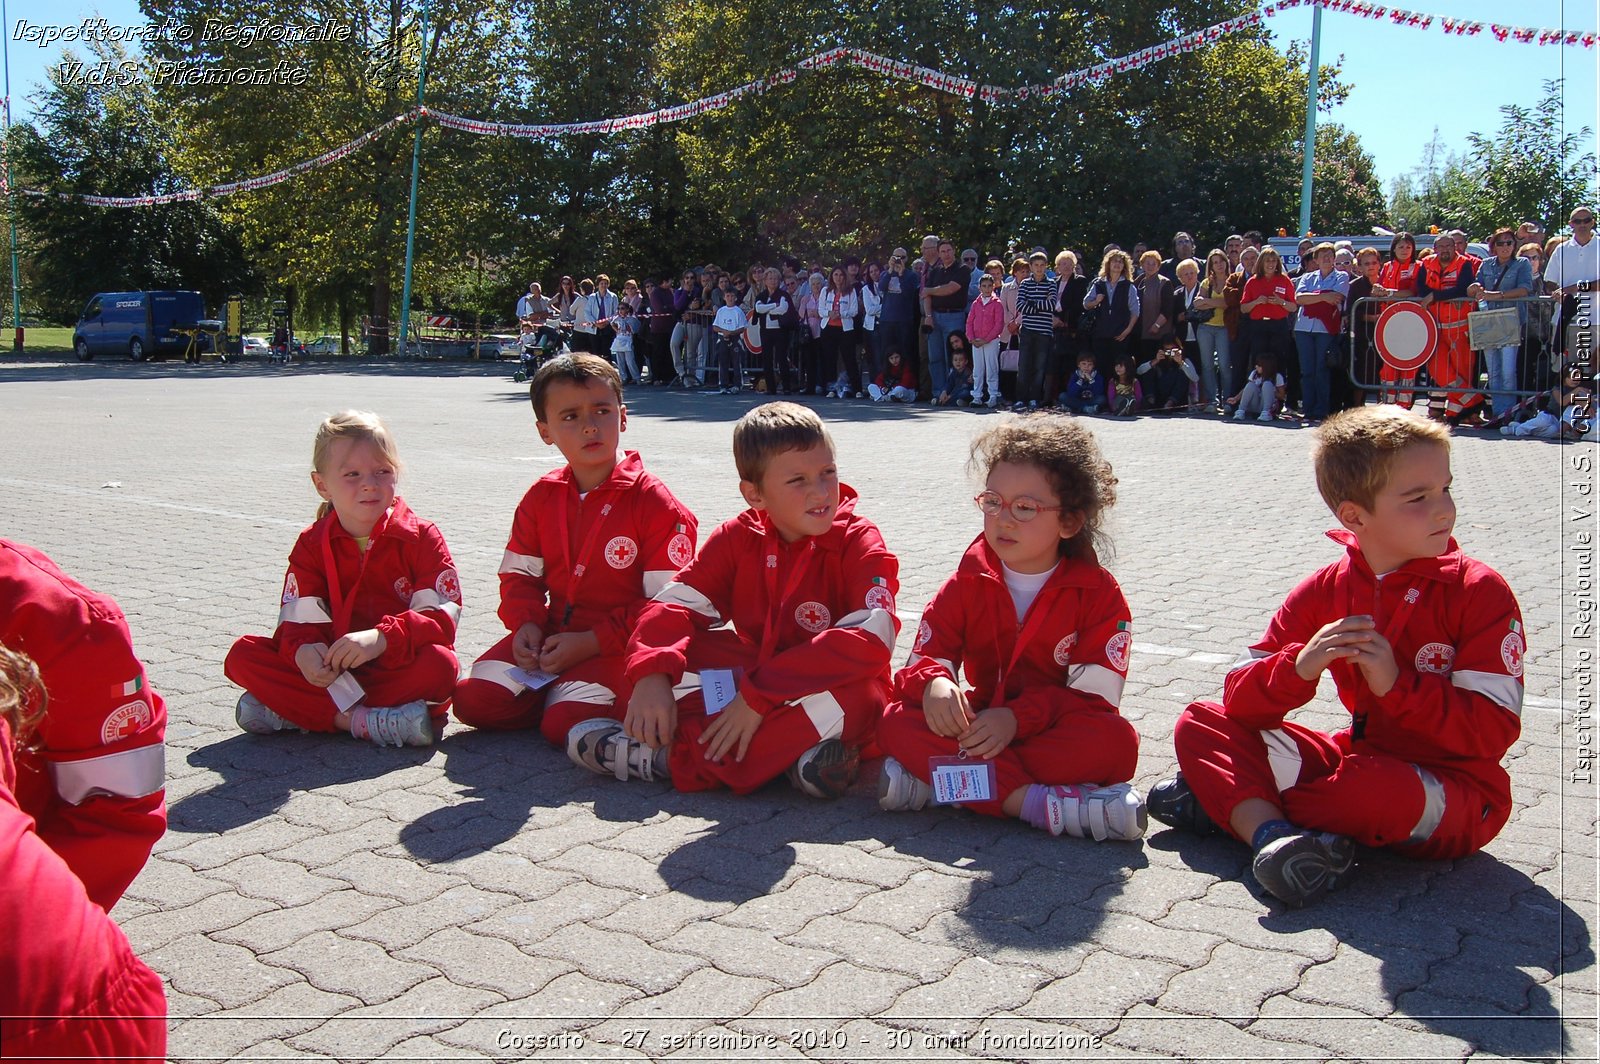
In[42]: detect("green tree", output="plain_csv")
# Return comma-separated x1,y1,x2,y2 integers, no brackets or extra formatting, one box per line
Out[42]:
1294,122,1385,235
1445,80,1595,238
6,37,259,325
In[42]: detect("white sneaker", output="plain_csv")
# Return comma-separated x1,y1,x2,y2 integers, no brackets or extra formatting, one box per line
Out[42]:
1038,782,1147,841
236,692,292,735
1233,409,1247,421
877,757,932,811
1258,410,1273,423
358,700,434,747
567,718,669,781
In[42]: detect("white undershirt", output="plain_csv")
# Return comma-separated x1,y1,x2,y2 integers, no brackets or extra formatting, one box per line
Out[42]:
1002,561,1056,620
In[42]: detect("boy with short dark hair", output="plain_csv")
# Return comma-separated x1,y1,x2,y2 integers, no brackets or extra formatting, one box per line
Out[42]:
453,354,698,748
1152,406,1524,906
568,402,900,798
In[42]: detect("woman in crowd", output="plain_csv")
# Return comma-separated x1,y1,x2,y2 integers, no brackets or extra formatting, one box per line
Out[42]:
1241,247,1297,408
1223,244,1258,398
570,277,598,353
1345,247,1389,408
1193,250,1232,413
1083,248,1139,379
1520,242,1555,393
1173,257,1205,405
1051,251,1088,406
817,265,862,398
1468,227,1535,421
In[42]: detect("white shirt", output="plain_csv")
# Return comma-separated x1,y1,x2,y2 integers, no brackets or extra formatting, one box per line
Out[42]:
712,305,747,333
1001,561,1056,620
1547,234,1598,325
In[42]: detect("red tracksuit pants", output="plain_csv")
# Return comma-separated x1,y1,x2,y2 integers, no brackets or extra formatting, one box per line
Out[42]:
667,630,885,794
224,636,457,732
1174,700,1507,859
454,633,628,747
878,699,1139,817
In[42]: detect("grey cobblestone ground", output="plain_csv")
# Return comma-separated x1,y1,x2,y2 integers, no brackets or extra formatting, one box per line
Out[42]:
2,357,1594,1062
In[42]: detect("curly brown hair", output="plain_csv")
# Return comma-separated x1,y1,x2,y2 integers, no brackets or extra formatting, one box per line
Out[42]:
0,643,46,753
970,415,1118,561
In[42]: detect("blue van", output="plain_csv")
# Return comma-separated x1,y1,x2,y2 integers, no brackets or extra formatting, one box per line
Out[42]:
73,290,211,361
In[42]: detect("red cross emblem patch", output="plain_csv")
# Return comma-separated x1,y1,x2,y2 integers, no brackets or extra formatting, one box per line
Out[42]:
434,568,461,602
795,601,831,633
100,699,152,744
605,536,639,569
1501,633,1524,677
1413,642,1455,675
282,572,299,604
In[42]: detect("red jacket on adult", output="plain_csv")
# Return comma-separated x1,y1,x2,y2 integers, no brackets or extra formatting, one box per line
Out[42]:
273,497,461,660
626,486,899,715
895,534,1132,740
496,450,697,647
0,539,166,912
1223,530,1522,821
0,717,167,1063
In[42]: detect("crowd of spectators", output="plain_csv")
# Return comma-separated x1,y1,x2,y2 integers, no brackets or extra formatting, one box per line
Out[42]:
510,207,1596,434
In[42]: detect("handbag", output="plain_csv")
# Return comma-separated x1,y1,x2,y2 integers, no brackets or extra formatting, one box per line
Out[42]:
1467,260,1522,350
1078,280,1105,337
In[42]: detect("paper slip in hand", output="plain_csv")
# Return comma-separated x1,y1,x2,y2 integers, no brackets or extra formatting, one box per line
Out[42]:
327,672,367,713
700,668,742,716
506,666,557,691
928,755,997,805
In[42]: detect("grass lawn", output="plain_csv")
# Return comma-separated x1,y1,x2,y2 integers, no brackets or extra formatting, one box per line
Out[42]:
16,326,73,354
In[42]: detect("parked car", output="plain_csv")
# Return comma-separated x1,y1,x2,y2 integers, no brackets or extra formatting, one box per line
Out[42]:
303,335,342,356
241,335,271,357
73,290,213,361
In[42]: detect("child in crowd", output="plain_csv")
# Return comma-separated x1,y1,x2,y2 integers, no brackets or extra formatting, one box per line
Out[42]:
712,286,747,394
1109,358,1142,416
224,411,461,748
937,343,975,407
1137,340,1200,412
877,417,1144,840
568,402,899,799
1,643,167,1063
454,355,699,747
1152,407,1524,906
966,272,1006,408
1231,354,1286,422
870,348,918,403
1501,359,1596,439
0,539,167,912
1061,354,1106,415
611,301,641,384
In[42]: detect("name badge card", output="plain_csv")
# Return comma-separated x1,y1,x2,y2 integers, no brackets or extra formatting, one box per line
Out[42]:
700,668,744,716
928,755,997,805
507,666,557,691
327,672,366,713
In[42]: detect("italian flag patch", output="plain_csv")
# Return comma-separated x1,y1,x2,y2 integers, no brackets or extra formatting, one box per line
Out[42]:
118,675,144,697
1117,621,1131,631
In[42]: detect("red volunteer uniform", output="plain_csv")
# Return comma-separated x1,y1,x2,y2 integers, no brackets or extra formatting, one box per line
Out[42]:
1174,530,1523,859
625,486,898,793
0,718,167,1064
224,498,461,730
454,450,697,744
881,535,1138,816
1418,253,1479,418
1,539,166,912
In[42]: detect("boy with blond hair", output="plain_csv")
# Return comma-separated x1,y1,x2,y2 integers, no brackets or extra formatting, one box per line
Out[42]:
568,402,899,798
453,354,698,748
1151,406,1524,906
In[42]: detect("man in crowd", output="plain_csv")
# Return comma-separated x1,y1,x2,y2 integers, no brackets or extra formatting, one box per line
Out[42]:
1547,206,1598,367
1161,232,1197,281
1414,232,1479,422
922,239,972,400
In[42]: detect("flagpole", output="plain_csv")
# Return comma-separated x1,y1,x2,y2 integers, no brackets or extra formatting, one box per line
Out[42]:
1298,4,1322,236
396,0,431,359
2,0,24,350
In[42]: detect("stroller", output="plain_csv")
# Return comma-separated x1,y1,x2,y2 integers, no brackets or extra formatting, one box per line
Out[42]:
511,322,566,382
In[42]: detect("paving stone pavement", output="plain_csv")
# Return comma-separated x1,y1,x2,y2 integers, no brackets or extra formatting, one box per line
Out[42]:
2,357,1594,1063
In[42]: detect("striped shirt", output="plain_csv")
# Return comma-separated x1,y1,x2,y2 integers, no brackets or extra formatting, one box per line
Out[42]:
1015,277,1057,334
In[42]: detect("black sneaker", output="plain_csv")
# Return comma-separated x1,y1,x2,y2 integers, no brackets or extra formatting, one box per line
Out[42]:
1148,774,1220,836
1251,830,1356,907
785,738,860,798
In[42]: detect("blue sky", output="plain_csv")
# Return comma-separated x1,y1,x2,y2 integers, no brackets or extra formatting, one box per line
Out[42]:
3,0,1595,197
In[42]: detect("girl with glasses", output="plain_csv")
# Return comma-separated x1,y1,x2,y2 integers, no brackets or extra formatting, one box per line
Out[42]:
875,417,1145,842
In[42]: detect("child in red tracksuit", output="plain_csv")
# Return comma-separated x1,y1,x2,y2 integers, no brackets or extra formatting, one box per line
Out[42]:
1,646,166,1064
877,417,1144,840
0,539,167,913
224,410,462,748
453,354,698,747
1152,406,1525,907
568,402,899,798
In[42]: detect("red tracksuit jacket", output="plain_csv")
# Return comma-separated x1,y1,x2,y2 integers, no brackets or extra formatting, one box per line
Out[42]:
896,534,1132,737
0,717,167,1063
496,450,697,647
274,498,461,658
0,539,166,912
625,487,899,714
1224,530,1523,817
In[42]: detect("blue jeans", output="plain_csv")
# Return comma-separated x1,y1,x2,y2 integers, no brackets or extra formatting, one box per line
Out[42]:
928,310,966,395
1484,345,1519,415
1196,324,1231,406
1295,330,1337,419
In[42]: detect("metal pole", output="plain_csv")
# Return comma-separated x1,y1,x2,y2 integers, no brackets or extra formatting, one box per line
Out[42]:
2,0,24,350
396,1,431,358
1298,5,1322,237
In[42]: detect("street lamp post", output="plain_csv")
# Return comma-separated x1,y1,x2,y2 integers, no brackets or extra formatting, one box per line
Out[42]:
396,0,432,359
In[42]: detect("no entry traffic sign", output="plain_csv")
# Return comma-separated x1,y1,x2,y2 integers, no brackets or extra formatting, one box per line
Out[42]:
1374,300,1437,374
